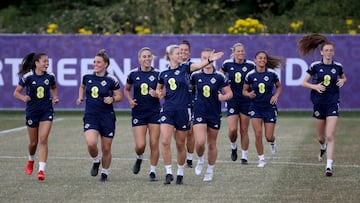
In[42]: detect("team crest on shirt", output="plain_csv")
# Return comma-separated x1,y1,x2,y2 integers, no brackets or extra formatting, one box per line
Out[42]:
88,80,92,83
32,81,36,85
264,76,269,81
242,67,248,72
331,68,336,74
149,75,155,81
253,78,257,82
198,79,202,83
44,79,49,85
101,80,107,86
136,77,140,81
319,69,324,72
230,67,234,71
210,77,216,84
175,70,180,75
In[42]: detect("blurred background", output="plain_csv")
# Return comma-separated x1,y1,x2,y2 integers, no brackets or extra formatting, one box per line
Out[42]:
1,0,360,35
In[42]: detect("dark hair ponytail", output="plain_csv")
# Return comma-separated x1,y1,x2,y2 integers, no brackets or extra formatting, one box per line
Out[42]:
297,34,334,56
255,51,284,69
18,52,47,76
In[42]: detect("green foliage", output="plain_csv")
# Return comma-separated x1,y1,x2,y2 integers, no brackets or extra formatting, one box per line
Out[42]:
0,0,359,34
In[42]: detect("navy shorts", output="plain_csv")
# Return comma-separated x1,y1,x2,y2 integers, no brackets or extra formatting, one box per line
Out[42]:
131,111,160,127
83,112,116,138
226,100,250,117
160,109,190,131
26,110,54,128
249,105,278,123
193,115,221,130
313,103,339,119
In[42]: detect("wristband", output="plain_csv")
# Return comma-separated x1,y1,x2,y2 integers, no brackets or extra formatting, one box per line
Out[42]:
208,58,213,64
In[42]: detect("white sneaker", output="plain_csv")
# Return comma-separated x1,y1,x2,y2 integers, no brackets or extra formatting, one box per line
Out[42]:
195,162,203,175
257,160,266,168
270,141,277,155
203,172,213,182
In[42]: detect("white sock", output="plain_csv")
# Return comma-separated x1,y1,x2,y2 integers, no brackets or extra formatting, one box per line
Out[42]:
177,164,185,176
198,155,205,164
320,143,327,150
258,154,265,161
187,153,193,160
101,168,109,175
39,162,46,171
92,156,100,163
241,150,248,160
326,159,333,169
231,142,237,149
29,155,35,161
165,165,172,174
136,154,143,160
150,165,156,173
206,164,214,174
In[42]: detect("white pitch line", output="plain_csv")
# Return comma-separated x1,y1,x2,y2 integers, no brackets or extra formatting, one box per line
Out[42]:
0,118,64,136
0,155,358,168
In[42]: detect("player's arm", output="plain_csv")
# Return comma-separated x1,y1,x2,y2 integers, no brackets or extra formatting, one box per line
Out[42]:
76,84,85,105
124,83,137,108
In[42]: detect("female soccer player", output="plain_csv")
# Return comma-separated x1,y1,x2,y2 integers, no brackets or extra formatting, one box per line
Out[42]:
156,44,223,185
221,43,255,164
298,34,347,176
192,48,232,181
76,49,122,182
13,52,59,181
242,51,283,168
124,47,161,181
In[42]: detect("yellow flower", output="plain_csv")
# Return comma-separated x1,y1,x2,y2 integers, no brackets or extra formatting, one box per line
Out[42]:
346,19,353,25
78,28,86,34
290,21,303,31
229,17,265,34
348,29,356,34
104,32,110,35
143,28,151,34
46,28,54,34
48,23,58,30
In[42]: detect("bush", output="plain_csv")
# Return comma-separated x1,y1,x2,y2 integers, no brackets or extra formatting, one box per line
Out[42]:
0,0,359,34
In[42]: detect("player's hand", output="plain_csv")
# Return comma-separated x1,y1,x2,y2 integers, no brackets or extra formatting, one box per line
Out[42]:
103,96,114,104
53,97,59,104
270,95,278,105
315,82,326,93
129,99,137,108
336,79,345,88
76,97,84,105
248,90,256,99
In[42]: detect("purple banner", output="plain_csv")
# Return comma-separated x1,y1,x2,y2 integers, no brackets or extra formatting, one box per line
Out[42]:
1,34,359,110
